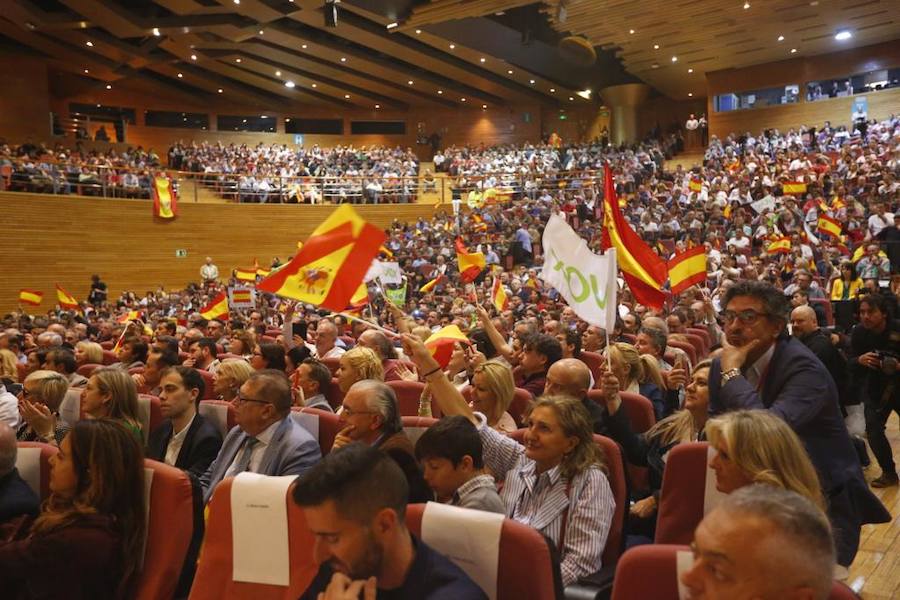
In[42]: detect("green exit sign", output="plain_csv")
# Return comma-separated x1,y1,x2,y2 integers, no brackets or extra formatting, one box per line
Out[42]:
559,114,568,120
175,249,188,258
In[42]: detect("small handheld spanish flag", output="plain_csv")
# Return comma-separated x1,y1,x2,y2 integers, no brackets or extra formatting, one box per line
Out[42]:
200,292,229,321
235,268,257,282
419,274,444,293
689,177,703,193
782,181,807,196
55,284,79,311
424,325,470,368
766,238,792,255
117,310,141,323
18,289,43,306
668,246,708,295
491,277,509,312
817,215,842,239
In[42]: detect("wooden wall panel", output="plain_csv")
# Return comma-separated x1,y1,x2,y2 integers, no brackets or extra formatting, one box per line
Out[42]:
0,194,436,314
0,53,50,142
708,86,900,140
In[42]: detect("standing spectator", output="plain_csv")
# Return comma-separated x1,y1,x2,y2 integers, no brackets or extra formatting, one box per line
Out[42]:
200,257,219,286
88,274,107,307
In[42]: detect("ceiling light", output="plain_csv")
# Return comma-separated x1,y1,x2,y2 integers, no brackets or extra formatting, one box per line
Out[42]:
743,1,750,8
576,89,591,99
629,29,635,34
835,30,852,41
25,21,36,30
480,57,486,63
285,81,296,88
235,58,241,62
415,29,422,34
258,30,264,35
530,79,536,84
86,41,93,47
285,118,291,122
234,0,239,4
96,103,101,108
507,69,513,74
408,80,414,85
790,48,797,53
688,92,693,97
190,54,197,60
386,22,398,29
375,104,380,109
340,57,347,62
460,97,466,101
550,88,556,92
449,44,455,49
177,73,183,78
105,84,111,89
311,83,317,87
260,115,267,118
671,56,677,62
568,96,574,101
152,28,160,36
83,68,89,73
653,44,659,49
275,70,281,76
218,88,223,93
302,44,308,49
344,94,350,98
651,63,660,69
777,35,784,41
688,68,694,73
437,90,443,94
482,104,487,109
242,119,247,123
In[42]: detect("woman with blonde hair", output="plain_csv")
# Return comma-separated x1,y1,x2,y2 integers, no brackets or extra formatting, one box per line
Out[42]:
213,358,255,402
402,333,614,587
80,367,143,439
74,341,103,366
0,419,147,598
17,370,71,445
706,409,825,511
604,342,667,420
336,346,383,393
469,359,517,433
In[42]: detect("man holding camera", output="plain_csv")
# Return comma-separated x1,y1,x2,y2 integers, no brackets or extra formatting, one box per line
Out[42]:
849,294,900,487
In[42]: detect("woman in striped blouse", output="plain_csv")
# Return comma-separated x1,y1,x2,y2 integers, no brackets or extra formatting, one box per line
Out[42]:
402,334,615,587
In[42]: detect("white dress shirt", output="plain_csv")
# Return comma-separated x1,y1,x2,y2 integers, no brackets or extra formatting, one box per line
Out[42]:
224,419,280,477
164,415,195,466
744,343,775,389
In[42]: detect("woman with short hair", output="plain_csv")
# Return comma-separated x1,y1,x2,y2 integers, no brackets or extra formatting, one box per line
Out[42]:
17,370,71,446
468,359,517,433
335,347,384,393
213,358,255,402
74,341,103,366
80,367,142,439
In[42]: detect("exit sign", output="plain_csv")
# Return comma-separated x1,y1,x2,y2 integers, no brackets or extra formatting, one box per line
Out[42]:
175,249,188,258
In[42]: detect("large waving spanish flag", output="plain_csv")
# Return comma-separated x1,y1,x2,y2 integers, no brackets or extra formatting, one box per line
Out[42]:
766,237,792,255
668,246,708,295
152,176,177,219
19,289,43,306
200,291,229,321
600,166,668,309
55,285,79,311
257,205,385,311
817,215,842,239
455,238,485,283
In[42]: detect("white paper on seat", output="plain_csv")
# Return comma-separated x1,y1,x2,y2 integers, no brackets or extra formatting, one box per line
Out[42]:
59,388,81,427
403,426,428,446
199,402,229,438
703,446,727,515
231,473,295,586
291,411,319,441
420,501,504,600
137,395,151,445
141,467,154,571
675,550,693,599
16,447,41,497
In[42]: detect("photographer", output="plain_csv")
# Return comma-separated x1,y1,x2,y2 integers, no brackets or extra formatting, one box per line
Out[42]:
849,294,900,487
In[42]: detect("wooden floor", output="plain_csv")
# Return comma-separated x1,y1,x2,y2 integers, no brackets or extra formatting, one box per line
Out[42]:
848,413,900,598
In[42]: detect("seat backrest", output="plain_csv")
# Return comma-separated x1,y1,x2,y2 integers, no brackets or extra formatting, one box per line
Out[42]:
137,394,164,445
610,544,687,600
290,406,342,455
686,327,711,349
193,368,218,400
386,380,442,417
655,442,720,545
102,350,119,365
508,429,627,565
667,339,697,367
100,340,114,350
810,297,835,326
199,400,238,438
324,377,344,410
16,362,28,382
588,390,656,495
682,333,708,359
136,459,196,600
59,387,82,426
76,362,104,377
321,356,341,376
189,478,318,600
16,441,57,500
579,351,604,384
406,503,558,600
401,416,439,446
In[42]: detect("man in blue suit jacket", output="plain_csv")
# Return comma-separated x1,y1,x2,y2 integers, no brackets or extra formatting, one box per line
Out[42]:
709,281,890,568
200,369,321,503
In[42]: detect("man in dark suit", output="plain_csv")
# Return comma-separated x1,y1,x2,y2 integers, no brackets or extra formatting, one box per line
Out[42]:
148,366,222,479
0,422,39,523
709,280,890,568
199,369,321,503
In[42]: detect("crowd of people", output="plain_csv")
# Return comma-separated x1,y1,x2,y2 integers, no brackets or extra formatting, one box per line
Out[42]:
0,110,898,599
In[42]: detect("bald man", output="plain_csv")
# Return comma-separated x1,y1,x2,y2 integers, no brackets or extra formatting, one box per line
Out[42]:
0,422,40,522
544,358,608,435
790,306,848,407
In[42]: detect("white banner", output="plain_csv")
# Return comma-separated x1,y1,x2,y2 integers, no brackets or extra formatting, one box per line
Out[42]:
378,261,403,285
541,213,617,329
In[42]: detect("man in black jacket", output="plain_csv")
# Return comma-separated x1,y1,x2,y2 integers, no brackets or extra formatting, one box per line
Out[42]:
148,366,222,478
0,422,39,523
790,306,847,398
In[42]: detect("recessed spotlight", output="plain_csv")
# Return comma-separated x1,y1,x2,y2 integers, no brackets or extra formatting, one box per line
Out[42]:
415,29,422,34
190,54,197,60
569,96,574,101
479,57,486,63
340,57,347,62
301,44,308,49
152,28,160,36
835,30,852,41
688,68,694,73
234,0,239,4
653,44,659,49
84,68,89,73
651,63,660,69
258,30,264,35
460,97,466,102
408,80,414,85
507,69,513,74
177,73,183,78
671,56,678,62
311,83,317,88
235,58,241,62
688,92,693,97
550,88,556,92
96,103,101,108
437,90,443,94
344,94,350,98
86,41,93,47
530,79,536,84
482,104,487,109
449,44,455,49
275,70,281,76
285,81,296,88
777,35,784,41
242,119,247,123
218,88,223,93
790,48,797,53
285,118,291,122
743,1,750,8
386,22,398,29
105,84,111,89
629,29,635,34
576,89,591,99
375,104,380,109
260,115,267,118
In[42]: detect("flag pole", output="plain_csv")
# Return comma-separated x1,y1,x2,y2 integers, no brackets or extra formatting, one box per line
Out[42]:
333,311,401,339
605,329,613,371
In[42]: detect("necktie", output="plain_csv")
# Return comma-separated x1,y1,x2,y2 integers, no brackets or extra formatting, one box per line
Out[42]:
233,436,259,474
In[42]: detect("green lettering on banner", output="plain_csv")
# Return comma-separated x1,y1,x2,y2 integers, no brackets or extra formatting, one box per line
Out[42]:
550,248,608,309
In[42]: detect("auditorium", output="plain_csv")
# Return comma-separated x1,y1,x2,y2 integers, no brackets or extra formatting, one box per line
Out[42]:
0,0,897,598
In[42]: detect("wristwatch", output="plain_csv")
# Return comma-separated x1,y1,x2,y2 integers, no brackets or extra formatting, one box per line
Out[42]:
721,368,742,385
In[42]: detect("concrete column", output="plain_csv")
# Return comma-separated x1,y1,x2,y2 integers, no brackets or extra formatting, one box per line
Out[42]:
600,83,651,145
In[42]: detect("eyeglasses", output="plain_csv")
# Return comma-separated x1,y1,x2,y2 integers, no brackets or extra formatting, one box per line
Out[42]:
234,393,271,406
720,309,769,325
340,405,377,417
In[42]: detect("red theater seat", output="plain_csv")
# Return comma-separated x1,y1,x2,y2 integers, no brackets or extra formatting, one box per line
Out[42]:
386,379,442,417
291,406,342,455
137,394,164,444
199,400,238,438
76,362,104,377
102,350,118,365
579,351,604,384
193,368,218,399
15,441,57,501
324,377,344,410
321,356,341,375
667,339,697,367
587,389,656,493
655,442,710,545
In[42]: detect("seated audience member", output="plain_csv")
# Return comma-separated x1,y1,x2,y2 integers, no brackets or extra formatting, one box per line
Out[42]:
604,342,668,420
199,369,321,502
80,367,143,439
132,348,179,396
545,358,606,434
16,370,70,446
582,325,606,354
44,348,87,387
24,349,47,378
336,347,384,393
830,261,863,300
403,334,614,586
710,280,889,567
515,333,563,398
285,345,312,376
0,422,39,523
313,319,346,360
468,359,517,433
114,337,148,371
74,341,103,367
332,379,430,502
185,338,220,374
0,376,18,428
293,358,334,412
250,342,287,372
599,360,711,534
556,329,582,360
414,415,505,513
294,443,487,599
212,358,254,402
227,330,256,360
357,330,404,381
154,320,177,341
681,485,835,600
148,366,223,478
0,419,146,600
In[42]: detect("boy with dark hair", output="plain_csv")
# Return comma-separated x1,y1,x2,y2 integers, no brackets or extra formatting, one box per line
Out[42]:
414,416,505,514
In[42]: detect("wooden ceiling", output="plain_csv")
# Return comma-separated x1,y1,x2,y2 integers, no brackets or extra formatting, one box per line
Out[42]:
542,0,900,99
0,0,587,111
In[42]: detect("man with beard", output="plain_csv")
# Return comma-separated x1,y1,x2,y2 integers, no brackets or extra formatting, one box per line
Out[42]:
294,443,486,599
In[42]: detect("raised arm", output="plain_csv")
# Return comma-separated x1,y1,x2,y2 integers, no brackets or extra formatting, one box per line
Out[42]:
475,305,514,360
401,334,474,423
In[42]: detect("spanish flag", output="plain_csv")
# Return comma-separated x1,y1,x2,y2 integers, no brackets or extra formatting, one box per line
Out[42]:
152,176,177,219
55,285,79,311
689,177,702,193
256,268,271,278
600,166,668,310
419,274,444,293
455,238,485,283
424,325,470,368
200,291,229,321
235,268,257,282
231,289,253,304
379,245,394,259
831,197,846,211
817,215,842,239
18,289,43,306
348,283,368,309
491,277,509,312
668,246,708,295
117,310,141,323
782,181,807,196
257,205,385,312
723,203,733,219
766,238,792,255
